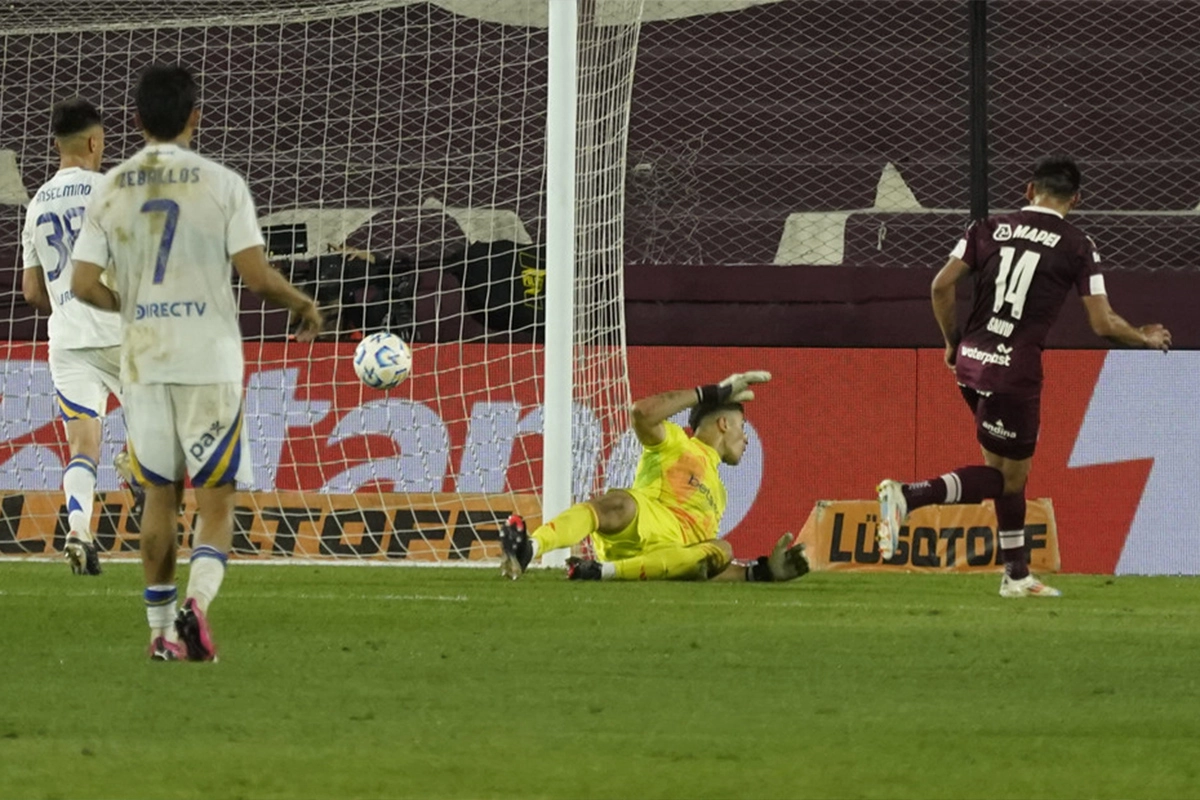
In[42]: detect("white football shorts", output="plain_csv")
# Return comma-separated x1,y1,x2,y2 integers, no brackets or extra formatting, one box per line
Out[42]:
123,382,253,488
49,345,122,421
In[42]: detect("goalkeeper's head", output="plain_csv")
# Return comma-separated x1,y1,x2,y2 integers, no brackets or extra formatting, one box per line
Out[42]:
689,402,747,466
135,63,199,143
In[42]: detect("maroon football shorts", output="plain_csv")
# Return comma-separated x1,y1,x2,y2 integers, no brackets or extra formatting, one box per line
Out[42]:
958,385,1040,461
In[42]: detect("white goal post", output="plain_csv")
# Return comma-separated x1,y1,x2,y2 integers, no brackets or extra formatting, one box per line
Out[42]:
541,0,581,567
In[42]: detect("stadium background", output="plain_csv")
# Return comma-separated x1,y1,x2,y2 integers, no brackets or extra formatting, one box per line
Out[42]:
0,0,1195,574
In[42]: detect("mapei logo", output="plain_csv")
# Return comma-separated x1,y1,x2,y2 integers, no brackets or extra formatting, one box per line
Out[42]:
189,419,227,460
993,223,1012,241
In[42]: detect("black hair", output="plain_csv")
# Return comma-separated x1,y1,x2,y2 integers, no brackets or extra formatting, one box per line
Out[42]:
135,63,198,140
1030,154,1081,200
51,98,102,138
688,401,744,432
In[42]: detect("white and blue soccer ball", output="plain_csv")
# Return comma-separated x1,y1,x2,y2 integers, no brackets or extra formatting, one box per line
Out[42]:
353,332,412,390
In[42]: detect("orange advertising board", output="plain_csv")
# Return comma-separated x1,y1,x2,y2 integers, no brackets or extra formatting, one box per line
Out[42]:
797,498,1060,573
0,491,541,563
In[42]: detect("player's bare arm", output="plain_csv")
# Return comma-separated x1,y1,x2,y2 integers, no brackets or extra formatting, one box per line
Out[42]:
231,245,323,342
71,260,120,311
630,388,703,446
1081,294,1171,352
21,266,51,314
630,371,772,447
931,256,970,369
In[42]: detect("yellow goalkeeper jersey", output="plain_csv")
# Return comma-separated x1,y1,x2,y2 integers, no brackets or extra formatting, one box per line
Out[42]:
629,421,727,544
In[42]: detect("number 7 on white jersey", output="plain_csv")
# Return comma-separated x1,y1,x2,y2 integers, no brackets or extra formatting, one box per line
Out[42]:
140,199,180,285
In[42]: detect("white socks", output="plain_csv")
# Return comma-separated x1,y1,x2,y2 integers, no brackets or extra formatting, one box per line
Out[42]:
143,545,229,643
998,529,1025,551
186,545,228,613
63,455,97,540
144,584,178,640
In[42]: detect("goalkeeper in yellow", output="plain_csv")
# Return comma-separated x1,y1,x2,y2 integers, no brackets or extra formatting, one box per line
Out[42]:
499,371,808,583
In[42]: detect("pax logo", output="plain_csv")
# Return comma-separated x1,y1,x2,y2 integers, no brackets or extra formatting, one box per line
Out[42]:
993,223,1012,241
189,419,227,461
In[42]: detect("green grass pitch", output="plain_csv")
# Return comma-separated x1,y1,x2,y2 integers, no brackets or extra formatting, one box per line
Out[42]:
2,563,1199,800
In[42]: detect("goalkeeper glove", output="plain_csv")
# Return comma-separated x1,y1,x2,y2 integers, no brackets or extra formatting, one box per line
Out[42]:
696,370,772,405
746,532,810,582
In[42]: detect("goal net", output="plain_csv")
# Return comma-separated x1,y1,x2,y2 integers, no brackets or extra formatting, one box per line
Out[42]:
0,0,643,563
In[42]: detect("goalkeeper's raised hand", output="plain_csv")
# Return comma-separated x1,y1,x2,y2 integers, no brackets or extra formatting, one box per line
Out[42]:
696,370,772,405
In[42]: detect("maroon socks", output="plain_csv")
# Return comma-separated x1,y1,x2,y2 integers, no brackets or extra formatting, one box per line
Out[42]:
902,466,1004,510
902,466,1028,579
995,491,1029,580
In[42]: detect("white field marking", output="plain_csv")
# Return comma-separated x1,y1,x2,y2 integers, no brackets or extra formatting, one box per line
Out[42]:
2,563,1193,616
0,585,1191,618
0,587,468,603
0,586,971,613
0,556,502,569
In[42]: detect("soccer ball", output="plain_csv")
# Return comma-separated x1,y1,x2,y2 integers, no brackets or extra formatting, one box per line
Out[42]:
353,332,412,390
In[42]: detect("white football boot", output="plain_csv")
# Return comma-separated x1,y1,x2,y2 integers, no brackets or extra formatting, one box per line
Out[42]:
999,574,1062,598
875,479,907,560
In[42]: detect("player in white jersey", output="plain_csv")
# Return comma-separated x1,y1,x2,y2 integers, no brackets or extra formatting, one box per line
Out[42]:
72,64,322,662
21,98,121,577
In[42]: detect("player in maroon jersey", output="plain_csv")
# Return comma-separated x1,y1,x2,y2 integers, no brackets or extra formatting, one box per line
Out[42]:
875,155,1171,597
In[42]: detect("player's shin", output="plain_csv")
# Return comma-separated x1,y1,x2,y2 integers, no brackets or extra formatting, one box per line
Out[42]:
530,502,599,560
995,492,1029,580
140,484,181,586
62,455,97,538
610,542,730,581
140,484,182,641
190,486,236,612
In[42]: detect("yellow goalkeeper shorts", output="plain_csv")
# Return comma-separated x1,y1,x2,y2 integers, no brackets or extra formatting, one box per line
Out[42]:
590,489,693,562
